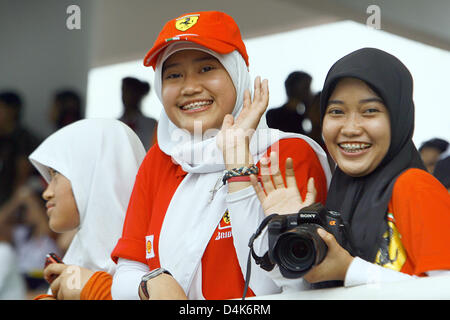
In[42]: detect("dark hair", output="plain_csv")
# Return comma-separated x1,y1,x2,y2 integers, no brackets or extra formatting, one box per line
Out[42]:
0,91,23,121
433,156,450,188
122,77,150,97
53,89,83,129
419,138,449,153
284,71,312,98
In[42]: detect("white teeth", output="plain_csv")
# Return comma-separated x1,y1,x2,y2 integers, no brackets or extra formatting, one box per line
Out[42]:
180,100,212,110
339,143,371,152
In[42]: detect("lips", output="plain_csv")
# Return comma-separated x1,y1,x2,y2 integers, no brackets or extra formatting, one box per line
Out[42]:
178,99,213,112
338,142,372,153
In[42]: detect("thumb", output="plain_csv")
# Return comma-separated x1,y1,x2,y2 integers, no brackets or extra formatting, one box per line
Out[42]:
221,114,234,130
317,228,334,245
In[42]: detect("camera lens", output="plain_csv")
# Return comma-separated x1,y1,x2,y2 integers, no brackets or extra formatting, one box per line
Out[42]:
272,224,328,278
291,238,311,260
276,233,315,272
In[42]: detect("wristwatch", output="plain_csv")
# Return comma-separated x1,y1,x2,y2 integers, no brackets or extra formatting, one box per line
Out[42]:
139,268,172,300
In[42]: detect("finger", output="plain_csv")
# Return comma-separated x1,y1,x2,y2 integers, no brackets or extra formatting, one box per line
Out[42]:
253,76,261,103
269,152,284,189
284,158,299,189
44,263,67,282
303,177,317,205
50,275,62,299
259,157,275,194
260,78,269,109
243,89,251,110
250,174,266,202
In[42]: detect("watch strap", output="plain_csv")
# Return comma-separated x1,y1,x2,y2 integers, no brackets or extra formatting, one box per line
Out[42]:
139,268,172,299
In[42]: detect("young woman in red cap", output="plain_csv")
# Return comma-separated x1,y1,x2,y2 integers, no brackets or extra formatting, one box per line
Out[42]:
78,10,332,300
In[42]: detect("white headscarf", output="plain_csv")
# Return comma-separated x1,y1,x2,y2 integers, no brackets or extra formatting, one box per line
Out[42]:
153,43,332,294
29,119,146,275
154,41,260,173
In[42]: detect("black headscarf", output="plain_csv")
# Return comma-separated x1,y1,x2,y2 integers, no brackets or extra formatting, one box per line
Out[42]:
319,48,426,262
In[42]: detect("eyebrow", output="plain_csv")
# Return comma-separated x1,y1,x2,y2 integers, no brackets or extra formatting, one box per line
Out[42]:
162,56,218,73
327,97,384,106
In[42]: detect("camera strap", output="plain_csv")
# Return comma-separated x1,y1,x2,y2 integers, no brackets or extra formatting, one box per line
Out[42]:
242,213,277,300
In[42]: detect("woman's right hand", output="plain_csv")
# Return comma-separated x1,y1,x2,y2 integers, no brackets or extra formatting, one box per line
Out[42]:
216,76,269,171
250,151,317,216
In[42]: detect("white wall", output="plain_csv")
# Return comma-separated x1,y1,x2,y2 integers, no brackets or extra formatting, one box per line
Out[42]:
0,0,93,138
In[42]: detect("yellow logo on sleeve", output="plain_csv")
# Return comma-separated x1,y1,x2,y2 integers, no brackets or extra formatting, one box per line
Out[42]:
374,213,406,271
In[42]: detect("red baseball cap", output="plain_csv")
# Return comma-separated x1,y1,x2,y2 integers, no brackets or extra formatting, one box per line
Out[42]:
143,11,249,69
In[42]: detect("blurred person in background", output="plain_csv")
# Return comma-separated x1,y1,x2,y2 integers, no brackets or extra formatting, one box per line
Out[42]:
0,195,27,299
433,155,450,193
119,77,158,150
419,137,449,174
49,89,84,131
0,91,40,207
0,181,60,298
266,71,314,135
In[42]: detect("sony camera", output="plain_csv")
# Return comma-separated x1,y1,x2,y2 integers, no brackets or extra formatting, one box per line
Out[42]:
267,202,346,279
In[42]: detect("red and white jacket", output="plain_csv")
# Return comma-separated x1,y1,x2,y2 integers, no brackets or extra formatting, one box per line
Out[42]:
111,137,329,299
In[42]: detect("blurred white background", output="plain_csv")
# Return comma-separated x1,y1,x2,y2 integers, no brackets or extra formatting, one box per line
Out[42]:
86,20,450,148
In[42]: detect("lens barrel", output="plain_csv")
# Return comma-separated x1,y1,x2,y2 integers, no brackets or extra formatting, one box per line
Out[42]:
273,224,328,278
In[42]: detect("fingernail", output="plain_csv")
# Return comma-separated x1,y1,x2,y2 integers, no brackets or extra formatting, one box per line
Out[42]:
317,228,327,237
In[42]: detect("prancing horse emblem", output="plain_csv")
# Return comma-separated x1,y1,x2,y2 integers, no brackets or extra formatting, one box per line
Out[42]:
175,16,199,31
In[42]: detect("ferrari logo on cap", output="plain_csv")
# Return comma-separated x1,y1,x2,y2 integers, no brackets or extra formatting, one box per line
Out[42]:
175,15,199,31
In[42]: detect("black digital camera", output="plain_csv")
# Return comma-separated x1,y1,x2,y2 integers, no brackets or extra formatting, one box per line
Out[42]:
267,202,346,279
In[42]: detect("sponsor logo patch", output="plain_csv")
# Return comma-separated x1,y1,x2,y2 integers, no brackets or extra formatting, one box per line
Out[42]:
215,210,232,241
146,235,155,259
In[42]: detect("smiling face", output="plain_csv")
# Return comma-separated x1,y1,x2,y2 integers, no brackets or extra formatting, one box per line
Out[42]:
322,77,391,177
161,49,237,133
42,168,80,233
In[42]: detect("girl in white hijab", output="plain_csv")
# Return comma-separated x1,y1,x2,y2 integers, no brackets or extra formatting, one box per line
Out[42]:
110,11,332,300
28,118,146,299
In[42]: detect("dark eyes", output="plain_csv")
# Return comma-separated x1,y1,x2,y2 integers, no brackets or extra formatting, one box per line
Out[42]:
201,65,214,73
163,65,216,80
164,73,181,80
326,107,381,115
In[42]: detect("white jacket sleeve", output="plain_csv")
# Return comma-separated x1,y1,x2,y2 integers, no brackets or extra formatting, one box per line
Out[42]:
345,257,450,287
226,186,306,295
111,258,149,300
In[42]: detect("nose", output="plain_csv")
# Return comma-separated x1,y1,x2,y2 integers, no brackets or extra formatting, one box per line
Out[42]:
42,184,54,201
340,114,363,137
180,74,203,96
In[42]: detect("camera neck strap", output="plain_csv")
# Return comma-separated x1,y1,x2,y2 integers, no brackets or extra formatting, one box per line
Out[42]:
242,213,277,300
